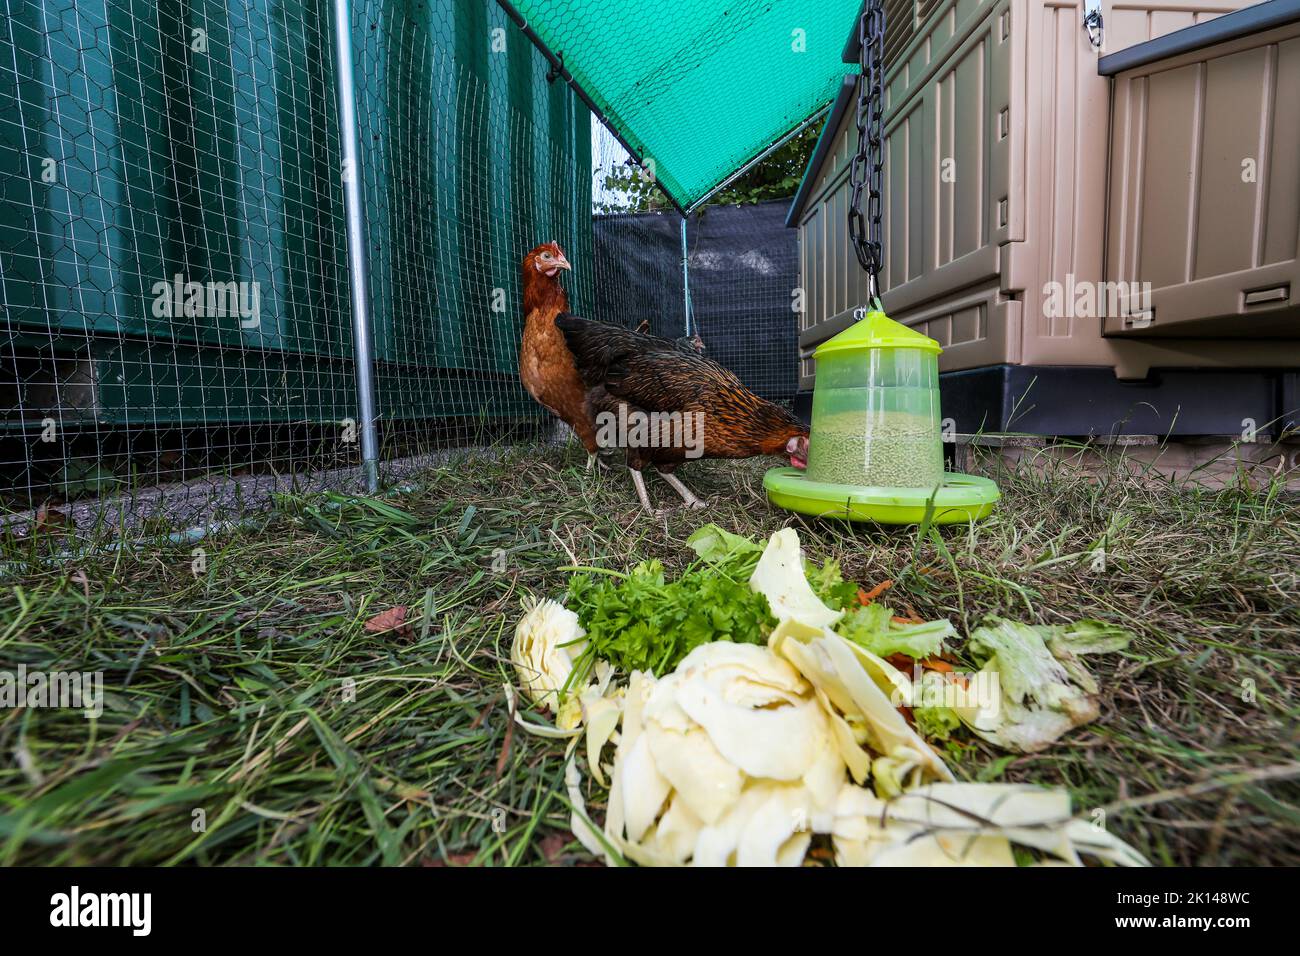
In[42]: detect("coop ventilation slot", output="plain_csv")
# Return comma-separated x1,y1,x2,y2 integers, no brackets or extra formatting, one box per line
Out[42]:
1244,285,1290,307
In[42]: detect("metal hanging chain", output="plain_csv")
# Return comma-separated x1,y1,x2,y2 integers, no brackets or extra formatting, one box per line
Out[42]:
848,0,886,307
1082,0,1105,50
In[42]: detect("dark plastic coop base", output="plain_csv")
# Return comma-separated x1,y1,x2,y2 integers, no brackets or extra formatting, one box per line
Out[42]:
792,367,1300,439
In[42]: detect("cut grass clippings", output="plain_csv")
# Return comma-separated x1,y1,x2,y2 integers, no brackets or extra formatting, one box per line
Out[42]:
0,443,1297,865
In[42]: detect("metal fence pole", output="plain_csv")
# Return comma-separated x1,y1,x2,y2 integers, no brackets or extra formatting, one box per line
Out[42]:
680,215,692,338
331,0,381,492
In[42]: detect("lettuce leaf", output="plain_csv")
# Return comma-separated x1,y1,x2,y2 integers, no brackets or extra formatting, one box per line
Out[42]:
689,525,859,610
748,529,844,629
835,602,955,659
686,524,762,566
957,617,1134,752
913,706,961,741
806,557,861,611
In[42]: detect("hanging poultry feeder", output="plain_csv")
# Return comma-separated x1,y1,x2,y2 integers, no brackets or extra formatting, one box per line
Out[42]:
765,309,999,525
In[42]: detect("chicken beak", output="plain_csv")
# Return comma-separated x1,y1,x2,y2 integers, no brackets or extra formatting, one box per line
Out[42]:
554,256,572,272
786,435,809,470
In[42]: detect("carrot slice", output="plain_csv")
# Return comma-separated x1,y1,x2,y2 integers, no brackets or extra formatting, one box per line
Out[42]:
857,580,894,605
884,653,914,672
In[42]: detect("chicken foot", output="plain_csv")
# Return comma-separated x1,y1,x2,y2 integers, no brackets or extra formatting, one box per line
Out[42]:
657,469,708,510
586,449,618,473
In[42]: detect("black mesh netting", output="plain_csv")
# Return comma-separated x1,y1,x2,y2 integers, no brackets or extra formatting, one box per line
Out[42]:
591,199,798,405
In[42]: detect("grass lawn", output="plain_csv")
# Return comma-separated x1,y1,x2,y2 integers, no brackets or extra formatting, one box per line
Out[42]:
1,442,1297,865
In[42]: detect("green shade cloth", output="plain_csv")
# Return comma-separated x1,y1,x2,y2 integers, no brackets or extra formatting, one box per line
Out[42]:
509,0,861,208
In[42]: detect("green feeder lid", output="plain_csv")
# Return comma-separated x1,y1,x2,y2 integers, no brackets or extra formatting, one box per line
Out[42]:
813,309,942,358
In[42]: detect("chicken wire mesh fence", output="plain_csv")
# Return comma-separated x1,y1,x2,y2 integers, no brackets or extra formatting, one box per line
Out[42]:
0,0,589,534
2,0,801,538
348,0,592,465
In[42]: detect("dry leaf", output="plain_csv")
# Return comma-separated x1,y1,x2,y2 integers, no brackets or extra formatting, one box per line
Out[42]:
34,506,73,535
363,605,413,638
424,850,478,867
539,832,570,863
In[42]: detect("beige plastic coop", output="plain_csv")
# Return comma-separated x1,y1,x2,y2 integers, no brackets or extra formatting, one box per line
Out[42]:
788,0,1300,437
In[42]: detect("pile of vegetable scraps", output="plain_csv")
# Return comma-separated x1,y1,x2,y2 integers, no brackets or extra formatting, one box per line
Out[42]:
507,524,1144,867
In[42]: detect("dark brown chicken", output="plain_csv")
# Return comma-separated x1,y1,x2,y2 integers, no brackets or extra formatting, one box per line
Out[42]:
555,313,809,511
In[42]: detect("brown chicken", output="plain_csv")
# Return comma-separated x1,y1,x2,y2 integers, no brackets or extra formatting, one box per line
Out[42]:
518,241,602,466
555,313,809,512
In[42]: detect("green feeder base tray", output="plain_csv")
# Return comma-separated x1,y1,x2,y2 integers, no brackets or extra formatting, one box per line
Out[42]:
764,468,1000,525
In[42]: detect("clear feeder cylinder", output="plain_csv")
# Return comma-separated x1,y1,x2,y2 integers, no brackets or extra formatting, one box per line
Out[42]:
806,346,944,488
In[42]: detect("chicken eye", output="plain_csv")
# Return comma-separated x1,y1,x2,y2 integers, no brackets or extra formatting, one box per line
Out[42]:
540,252,552,260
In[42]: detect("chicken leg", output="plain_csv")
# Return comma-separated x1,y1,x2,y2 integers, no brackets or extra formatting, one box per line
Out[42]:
657,469,708,509
629,468,653,512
